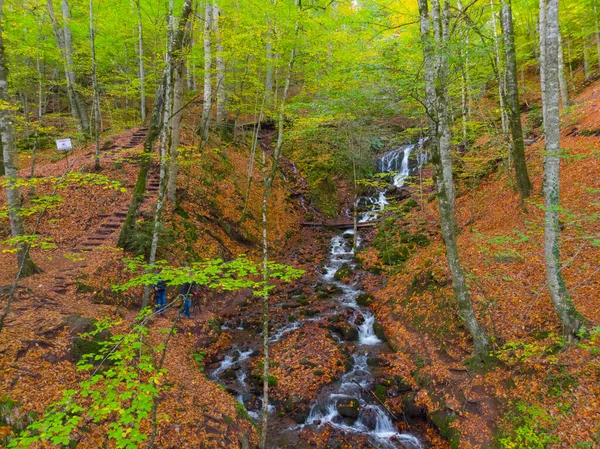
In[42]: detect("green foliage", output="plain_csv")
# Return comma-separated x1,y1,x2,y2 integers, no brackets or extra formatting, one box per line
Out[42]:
115,254,304,298
1,235,56,253
498,402,561,449
192,350,207,372
8,314,166,449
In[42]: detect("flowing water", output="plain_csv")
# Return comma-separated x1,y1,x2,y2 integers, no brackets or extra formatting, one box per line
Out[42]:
209,142,427,448
300,230,422,449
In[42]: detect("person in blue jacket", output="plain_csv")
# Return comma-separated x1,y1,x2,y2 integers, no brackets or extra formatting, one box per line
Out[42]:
153,279,167,314
179,281,197,318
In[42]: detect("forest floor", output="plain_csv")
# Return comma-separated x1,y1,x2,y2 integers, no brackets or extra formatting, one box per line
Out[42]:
1,81,600,449
359,81,600,448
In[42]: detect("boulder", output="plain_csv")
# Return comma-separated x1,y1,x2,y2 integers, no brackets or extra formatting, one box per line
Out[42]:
336,398,360,420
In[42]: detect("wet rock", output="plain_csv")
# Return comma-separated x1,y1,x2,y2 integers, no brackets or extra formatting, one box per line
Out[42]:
344,327,359,342
359,407,379,431
402,392,427,419
356,293,374,307
222,368,236,379
366,356,385,367
292,408,309,424
325,438,343,449
334,263,353,281
336,398,360,420
373,322,388,342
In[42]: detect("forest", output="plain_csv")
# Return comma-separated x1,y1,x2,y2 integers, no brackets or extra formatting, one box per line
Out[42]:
0,0,599,447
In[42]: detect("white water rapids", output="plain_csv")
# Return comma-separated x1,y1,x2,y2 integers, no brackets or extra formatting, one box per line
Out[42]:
209,142,427,448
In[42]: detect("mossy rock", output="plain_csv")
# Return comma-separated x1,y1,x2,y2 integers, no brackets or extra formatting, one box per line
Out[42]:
344,327,359,342
367,356,385,367
74,281,94,294
336,398,360,420
334,263,353,281
374,385,387,402
401,392,427,419
373,322,388,342
64,315,111,363
356,293,374,307
431,411,460,449
295,295,309,305
316,291,331,299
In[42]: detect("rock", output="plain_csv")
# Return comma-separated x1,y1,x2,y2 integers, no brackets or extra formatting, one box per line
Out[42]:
344,327,359,342
64,314,111,363
333,263,353,281
359,407,379,431
402,393,427,419
222,368,236,379
356,293,373,307
367,357,385,367
63,314,96,334
336,398,360,420
292,408,309,424
373,322,388,342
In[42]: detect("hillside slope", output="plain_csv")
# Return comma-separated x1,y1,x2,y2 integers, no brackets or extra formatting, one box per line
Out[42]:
364,82,600,448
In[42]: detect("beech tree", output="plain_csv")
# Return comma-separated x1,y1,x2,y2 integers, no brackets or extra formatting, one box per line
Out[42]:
417,0,491,361
0,0,38,278
541,0,583,338
501,0,532,201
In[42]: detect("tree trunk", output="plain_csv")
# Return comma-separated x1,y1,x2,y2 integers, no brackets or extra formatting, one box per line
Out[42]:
118,0,193,251
557,31,570,107
133,0,146,122
501,0,532,201
259,146,270,449
143,0,177,309
583,34,591,82
539,0,547,125
214,3,226,126
60,0,90,135
89,0,101,171
199,2,213,141
542,0,583,338
491,0,509,144
0,0,38,277
595,6,600,69
418,0,491,361
167,60,184,203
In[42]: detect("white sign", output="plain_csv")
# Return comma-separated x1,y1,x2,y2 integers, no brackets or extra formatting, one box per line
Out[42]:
56,138,73,151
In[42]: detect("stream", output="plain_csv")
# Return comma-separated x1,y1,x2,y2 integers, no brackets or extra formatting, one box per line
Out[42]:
208,140,428,448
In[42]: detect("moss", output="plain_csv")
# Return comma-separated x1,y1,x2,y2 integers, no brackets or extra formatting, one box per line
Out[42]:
374,385,387,402
373,321,388,342
431,411,460,449
356,293,374,306
71,330,112,364
334,263,353,281
75,281,94,294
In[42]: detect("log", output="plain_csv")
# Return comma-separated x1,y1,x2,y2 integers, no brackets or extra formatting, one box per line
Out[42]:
301,221,377,230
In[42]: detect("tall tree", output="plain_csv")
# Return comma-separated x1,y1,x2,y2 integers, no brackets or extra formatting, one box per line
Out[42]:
418,0,491,361
89,0,101,170
541,0,583,338
47,0,90,135
0,0,38,277
199,2,213,141
167,59,185,203
118,0,193,251
214,3,226,126
132,0,146,122
501,0,533,201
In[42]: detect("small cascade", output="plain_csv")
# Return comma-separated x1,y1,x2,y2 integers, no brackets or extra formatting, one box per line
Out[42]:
300,231,422,448
208,140,428,447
